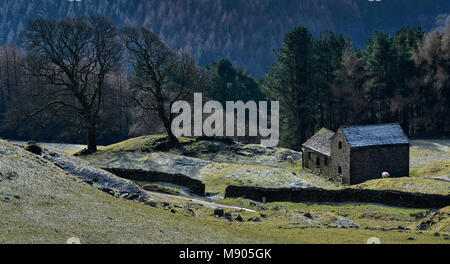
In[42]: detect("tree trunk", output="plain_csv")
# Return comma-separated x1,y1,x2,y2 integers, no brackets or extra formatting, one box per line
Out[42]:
86,123,97,153
166,125,178,145
156,95,179,146
163,113,179,146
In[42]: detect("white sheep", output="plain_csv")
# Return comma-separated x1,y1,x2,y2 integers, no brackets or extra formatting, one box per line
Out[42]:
382,172,390,178
286,155,294,163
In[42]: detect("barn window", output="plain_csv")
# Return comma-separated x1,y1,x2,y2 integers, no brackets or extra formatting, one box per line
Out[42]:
338,166,342,175
316,157,320,167
308,152,311,160
338,141,342,149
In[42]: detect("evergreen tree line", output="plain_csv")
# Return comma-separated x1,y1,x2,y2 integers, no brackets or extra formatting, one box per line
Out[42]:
262,26,450,148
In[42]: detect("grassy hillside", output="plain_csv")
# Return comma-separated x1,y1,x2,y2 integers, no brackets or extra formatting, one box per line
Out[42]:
1,139,449,243
352,177,450,196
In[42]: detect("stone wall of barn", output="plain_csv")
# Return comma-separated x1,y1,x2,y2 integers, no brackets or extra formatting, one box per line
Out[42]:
330,129,351,184
349,144,409,184
302,147,330,176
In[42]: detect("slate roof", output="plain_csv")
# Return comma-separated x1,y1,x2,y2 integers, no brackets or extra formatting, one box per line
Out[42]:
341,123,409,148
302,127,334,157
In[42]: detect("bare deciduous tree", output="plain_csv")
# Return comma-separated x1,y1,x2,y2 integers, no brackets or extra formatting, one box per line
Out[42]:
20,15,122,152
412,26,450,133
121,27,209,145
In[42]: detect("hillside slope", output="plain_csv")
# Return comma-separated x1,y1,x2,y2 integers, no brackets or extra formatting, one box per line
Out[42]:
1,0,448,76
0,139,259,243
0,139,448,243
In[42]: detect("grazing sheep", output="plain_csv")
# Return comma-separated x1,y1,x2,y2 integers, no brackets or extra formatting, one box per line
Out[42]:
287,155,294,162
382,172,390,178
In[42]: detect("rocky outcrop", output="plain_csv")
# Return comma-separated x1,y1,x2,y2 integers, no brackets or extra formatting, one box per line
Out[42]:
41,148,148,200
414,207,450,233
84,151,212,178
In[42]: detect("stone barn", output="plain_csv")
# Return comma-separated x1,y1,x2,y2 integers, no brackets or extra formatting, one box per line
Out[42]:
301,127,334,176
302,123,409,185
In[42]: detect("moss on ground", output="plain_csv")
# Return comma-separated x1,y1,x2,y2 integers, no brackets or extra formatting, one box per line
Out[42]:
198,162,306,194
349,161,450,195
94,135,201,153
97,135,165,152
351,177,450,195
